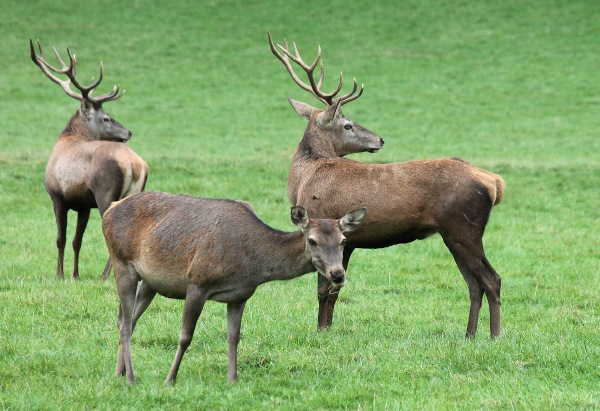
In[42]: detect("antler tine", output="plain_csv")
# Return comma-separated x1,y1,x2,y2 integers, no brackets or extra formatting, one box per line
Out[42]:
51,46,72,75
339,79,364,106
30,39,83,101
60,50,104,102
268,32,329,105
337,78,358,102
90,84,126,104
317,61,325,90
278,43,335,105
71,57,125,105
30,39,119,106
269,33,360,107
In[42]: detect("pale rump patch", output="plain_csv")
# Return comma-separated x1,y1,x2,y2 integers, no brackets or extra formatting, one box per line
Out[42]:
469,167,505,206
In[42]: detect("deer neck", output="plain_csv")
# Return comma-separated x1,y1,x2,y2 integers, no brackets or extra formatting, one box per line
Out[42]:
288,123,340,205
293,122,339,161
258,230,314,284
61,113,95,141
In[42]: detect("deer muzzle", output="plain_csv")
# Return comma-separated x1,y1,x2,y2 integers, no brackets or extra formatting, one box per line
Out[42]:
329,268,346,287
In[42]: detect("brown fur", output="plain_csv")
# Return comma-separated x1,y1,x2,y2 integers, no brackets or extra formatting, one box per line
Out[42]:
30,40,149,280
102,191,365,384
44,114,148,280
287,105,504,338
269,34,504,337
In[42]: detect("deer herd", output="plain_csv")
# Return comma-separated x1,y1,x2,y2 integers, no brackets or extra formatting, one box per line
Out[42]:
29,33,505,385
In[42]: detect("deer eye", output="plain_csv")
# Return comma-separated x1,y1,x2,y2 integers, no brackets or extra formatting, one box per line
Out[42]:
344,124,353,130
103,117,111,123
308,238,317,246
341,238,347,246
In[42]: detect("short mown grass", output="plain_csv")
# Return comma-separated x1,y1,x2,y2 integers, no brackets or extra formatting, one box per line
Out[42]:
1,0,599,409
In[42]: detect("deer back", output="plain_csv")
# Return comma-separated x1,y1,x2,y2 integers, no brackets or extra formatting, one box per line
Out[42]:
103,192,366,300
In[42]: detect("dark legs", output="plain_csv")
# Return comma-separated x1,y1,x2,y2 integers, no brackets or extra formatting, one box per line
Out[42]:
52,202,68,280
115,280,157,379
72,209,90,279
115,265,138,384
51,200,106,281
97,199,115,281
442,235,502,338
131,281,157,331
165,285,207,384
226,302,246,382
483,254,502,337
100,259,112,281
318,248,354,330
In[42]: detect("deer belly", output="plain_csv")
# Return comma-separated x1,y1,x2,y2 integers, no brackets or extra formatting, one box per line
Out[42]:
133,262,188,299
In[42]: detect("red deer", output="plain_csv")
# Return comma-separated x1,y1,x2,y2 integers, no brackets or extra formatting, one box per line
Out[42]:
30,39,148,280
268,33,505,338
102,191,366,384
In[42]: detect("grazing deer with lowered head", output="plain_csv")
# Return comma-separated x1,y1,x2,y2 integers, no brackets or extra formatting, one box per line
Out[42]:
269,33,505,338
102,191,366,384
30,39,148,280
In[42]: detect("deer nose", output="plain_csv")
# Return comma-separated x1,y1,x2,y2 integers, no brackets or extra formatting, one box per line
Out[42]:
379,137,385,146
330,269,345,285
128,130,133,138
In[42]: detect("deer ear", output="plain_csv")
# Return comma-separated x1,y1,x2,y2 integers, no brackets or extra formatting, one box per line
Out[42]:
290,206,309,229
316,99,341,127
339,208,367,233
288,98,315,120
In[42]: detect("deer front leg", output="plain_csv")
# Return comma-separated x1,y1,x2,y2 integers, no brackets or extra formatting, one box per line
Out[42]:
72,208,90,279
317,274,337,330
226,301,247,382
165,285,207,385
317,247,353,330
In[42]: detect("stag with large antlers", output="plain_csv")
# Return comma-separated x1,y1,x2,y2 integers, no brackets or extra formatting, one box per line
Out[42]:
30,39,148,280
269,33,505,338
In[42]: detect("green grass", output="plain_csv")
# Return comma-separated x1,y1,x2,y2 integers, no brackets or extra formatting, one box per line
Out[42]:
1,0,599,409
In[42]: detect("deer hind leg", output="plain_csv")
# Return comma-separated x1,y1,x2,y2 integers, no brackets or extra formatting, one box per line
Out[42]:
71,208,90,280
51,201,68,280
131,280,157,332
114,264,139,384
483,253,502,337
317,248,354,330
226,301,247,382
95,187,123,281
115,280,157,378
443,235,501,338
165,284,207,385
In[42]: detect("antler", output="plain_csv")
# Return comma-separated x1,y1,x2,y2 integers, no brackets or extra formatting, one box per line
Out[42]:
29,39,124,106
268,32,363,106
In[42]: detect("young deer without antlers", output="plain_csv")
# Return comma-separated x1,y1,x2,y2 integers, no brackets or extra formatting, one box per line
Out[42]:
102,191,366,384
30,39,148,280
269,33,505,338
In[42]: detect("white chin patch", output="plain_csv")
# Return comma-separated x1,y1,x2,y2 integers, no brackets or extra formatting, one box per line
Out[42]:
332,280,345,288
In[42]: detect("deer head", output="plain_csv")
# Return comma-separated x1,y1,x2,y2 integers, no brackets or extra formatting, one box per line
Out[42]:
291,206,367,286
30,39,131,142
268,33,384,156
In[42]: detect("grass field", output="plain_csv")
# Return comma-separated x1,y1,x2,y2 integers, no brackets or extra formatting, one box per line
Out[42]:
1,0,599,409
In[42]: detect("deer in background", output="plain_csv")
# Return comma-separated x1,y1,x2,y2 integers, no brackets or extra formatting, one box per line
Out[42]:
30,39,148,280
269,33,505,338
102,191,366,384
